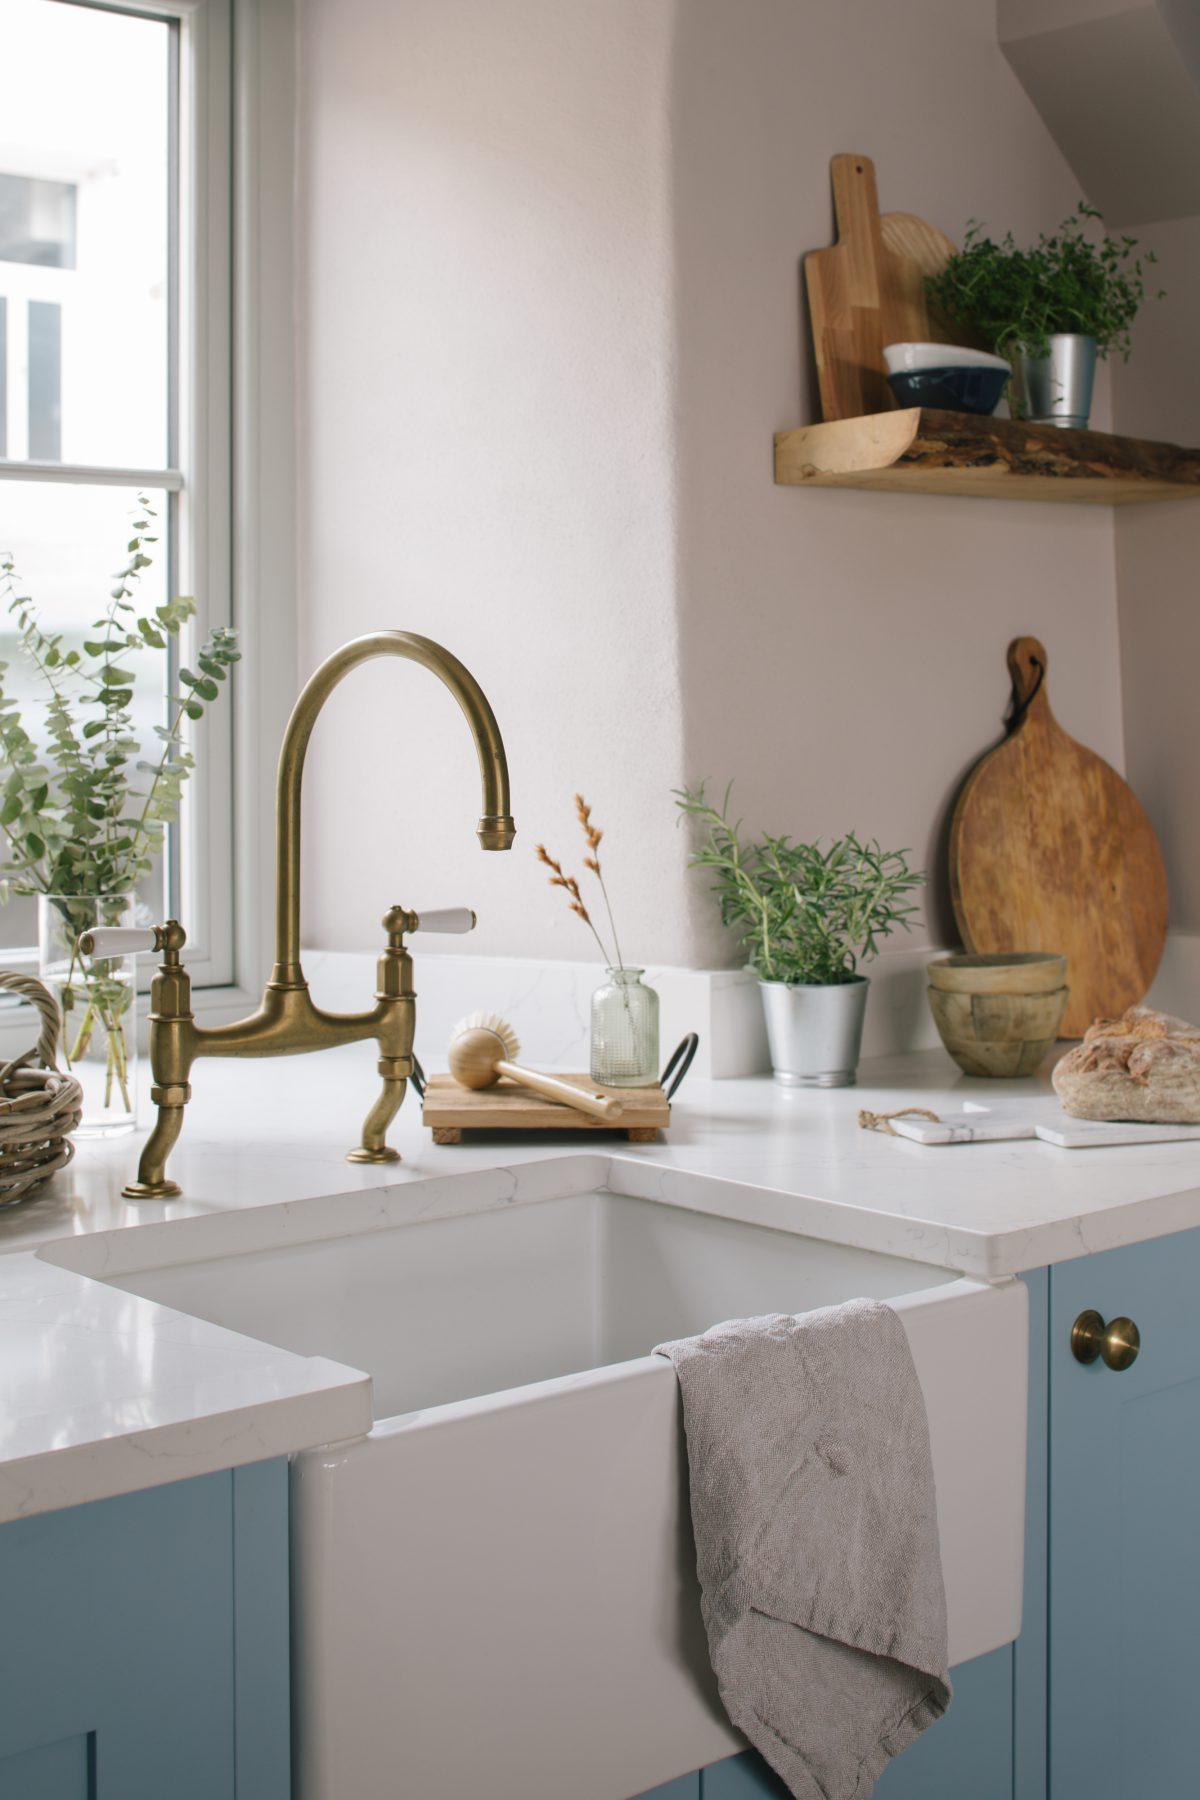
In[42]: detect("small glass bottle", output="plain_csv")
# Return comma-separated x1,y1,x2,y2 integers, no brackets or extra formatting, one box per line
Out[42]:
590,967,659,1087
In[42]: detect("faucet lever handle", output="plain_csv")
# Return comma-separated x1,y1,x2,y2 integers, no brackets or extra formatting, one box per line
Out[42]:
77,926,161,957
411,908,477,935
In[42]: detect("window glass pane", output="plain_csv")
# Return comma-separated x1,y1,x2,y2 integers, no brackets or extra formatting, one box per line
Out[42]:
0,482,170,953
0,172,76,269
27,299,61,460
0,1,170,468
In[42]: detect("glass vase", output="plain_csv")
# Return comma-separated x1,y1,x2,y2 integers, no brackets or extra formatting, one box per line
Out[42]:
38,894,139,1137
590,967,659,1088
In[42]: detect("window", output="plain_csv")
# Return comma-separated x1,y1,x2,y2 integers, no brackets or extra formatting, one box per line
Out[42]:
0,0,233,986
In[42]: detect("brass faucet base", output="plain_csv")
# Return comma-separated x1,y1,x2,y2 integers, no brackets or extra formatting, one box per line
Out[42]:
123,1179,183,1200
346,1146,401,1165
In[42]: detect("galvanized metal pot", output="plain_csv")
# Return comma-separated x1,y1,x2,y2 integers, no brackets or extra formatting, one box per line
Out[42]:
758,976,869,1088
1009,334,1097,429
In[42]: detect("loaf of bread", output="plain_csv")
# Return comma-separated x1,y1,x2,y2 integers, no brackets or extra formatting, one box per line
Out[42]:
1053,1006,1200,1123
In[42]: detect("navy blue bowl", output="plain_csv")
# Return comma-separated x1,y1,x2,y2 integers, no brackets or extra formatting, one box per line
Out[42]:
886,365,1009,416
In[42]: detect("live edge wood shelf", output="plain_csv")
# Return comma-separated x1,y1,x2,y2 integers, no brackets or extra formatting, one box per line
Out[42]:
774,408,1200,505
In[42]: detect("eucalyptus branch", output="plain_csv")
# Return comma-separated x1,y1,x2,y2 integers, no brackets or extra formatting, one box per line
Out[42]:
0,498,239,907
131,695,191,839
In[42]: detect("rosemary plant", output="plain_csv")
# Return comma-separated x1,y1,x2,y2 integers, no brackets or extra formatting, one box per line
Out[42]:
0,498,238,1107
675,782,923,985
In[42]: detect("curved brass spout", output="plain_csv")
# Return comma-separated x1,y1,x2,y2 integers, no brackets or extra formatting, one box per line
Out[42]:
271,631,515,987
119,631,515,1199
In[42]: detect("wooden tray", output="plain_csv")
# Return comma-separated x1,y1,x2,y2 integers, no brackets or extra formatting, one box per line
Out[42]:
422,1073,670,1144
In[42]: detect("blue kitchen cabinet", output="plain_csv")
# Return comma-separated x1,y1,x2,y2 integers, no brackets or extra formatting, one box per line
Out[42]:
0,1460,289,1800
1048,1227,1200,1797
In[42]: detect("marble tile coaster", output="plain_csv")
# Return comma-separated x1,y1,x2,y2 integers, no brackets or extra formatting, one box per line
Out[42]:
880,1106,1038,1145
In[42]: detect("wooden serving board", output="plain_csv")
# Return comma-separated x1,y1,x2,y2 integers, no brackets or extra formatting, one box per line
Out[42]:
804,154,961,422
950,637,1168,1038
422,1074,669,1144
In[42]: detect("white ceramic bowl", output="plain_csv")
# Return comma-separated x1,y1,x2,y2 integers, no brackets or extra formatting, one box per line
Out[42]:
883,341,1011,375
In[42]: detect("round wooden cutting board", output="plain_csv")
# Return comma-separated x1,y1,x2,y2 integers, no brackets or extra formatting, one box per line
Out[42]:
949,637,1168,1038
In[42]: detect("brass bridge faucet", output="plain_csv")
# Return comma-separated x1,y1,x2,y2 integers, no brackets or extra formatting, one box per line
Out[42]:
80,632,515,1199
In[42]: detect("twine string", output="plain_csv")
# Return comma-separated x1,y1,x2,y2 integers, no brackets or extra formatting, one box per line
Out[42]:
858,1106,942,1137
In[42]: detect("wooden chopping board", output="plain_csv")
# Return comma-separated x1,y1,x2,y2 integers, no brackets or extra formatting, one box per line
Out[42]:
804,154,961,422
949,637,1168,1037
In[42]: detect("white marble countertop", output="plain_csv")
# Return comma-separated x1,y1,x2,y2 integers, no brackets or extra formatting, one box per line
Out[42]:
5,1039,1200,1523
5,1040,1200,1276
0,1248,371,1522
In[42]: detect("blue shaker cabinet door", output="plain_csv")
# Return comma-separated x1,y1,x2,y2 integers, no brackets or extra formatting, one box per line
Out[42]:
0,1472,234,1799
0,1735,93,1800
1050,1228,1200,1797
0,1461,290,1800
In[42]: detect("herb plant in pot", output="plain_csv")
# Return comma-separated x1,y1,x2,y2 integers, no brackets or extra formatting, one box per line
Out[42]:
925,204,1162,429
676,784,923,1087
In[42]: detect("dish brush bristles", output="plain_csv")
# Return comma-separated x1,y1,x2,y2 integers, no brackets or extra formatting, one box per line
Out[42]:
452,1011,520,1061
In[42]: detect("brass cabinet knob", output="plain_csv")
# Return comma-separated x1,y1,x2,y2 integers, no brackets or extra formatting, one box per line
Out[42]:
1071,1308,1141,1371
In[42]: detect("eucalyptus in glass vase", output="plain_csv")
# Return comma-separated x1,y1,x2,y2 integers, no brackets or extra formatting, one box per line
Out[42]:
0,500,238,1134
535,796,659,1087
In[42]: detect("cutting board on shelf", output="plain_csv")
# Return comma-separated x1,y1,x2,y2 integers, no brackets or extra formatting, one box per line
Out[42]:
422,1074,669,1143
804,154,961,422
949,636,1168,1038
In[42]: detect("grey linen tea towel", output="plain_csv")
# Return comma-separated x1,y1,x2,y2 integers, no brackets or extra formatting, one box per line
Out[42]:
655,1299,951,1800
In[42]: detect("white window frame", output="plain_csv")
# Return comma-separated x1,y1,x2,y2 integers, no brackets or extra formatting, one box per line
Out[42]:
0,0,297,1042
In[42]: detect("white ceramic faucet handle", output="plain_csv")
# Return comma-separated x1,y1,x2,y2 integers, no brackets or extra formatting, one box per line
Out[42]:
412,908,477,934
77,927,159,957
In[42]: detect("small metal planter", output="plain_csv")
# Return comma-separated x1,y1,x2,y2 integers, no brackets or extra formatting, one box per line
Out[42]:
1009,334,1097,429
759,976,869,1088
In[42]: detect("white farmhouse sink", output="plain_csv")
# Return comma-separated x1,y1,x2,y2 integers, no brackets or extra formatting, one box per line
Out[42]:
52,1159,1027,1800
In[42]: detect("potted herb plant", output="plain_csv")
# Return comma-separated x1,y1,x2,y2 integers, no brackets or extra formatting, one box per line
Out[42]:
0,499,238,1135
925,203,1163,428
675,783,923,1087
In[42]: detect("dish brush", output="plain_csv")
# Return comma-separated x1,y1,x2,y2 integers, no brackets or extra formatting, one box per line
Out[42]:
447,1013,625,1122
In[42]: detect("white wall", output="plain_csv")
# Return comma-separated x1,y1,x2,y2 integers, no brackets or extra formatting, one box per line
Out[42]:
296,0,1126,970
1114,213,1200,937
295,0,684,964
668,0,1123,963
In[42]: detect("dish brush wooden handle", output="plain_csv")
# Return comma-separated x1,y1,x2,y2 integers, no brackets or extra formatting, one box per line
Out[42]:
494,1061,625,1121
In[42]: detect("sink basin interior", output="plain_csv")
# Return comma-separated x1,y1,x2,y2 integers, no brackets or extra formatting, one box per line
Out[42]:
100,1190,956,1417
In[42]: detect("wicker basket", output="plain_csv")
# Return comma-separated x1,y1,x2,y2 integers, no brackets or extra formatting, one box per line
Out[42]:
0,970,85,1208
